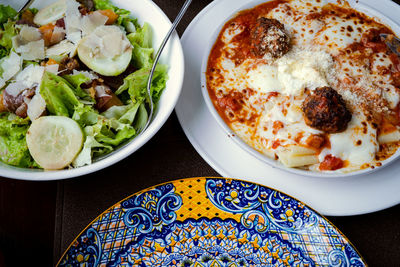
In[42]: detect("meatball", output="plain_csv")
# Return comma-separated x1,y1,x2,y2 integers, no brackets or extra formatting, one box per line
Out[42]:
302,87,352,133
251,18,291,58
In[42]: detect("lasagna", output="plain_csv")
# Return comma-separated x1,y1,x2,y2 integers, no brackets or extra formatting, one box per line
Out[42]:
206,0,400,172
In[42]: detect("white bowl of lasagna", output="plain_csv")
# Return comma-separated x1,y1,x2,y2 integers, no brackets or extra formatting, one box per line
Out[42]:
201,0,400,177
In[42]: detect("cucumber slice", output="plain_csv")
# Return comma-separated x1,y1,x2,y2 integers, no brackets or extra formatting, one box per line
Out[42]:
26,116,84,170
77,25,133,76
33,0,67,26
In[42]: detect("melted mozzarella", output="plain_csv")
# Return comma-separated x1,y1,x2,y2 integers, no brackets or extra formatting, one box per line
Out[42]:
382,85,400,109
222,23,244,43
247,49,333,95
314,18,365,54
247,64,282,93
257,97,321,150
320,113,378,166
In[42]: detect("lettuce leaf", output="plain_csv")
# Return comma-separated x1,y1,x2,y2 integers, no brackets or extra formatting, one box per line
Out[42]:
115,64,168,104
73,104,99,127
63,73,94,101
133,103,148,132
72,103,141,167
72,135,112,167
127,23,152,48
101,102,141,124
0,47,7,59
93,0,116,11
127,23,154,68
93,0,139,30
40,72,82,117
131,45,154,69
0,5,17,28
0,20,17,52
0,113,37,168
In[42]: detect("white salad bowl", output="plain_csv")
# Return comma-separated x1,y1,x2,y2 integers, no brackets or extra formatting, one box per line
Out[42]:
200,0,400,178
0,0,184,181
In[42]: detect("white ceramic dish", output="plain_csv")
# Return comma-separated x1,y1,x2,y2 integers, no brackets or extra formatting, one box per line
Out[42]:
200,0,400,178
0,0,184,181
176,0,400,216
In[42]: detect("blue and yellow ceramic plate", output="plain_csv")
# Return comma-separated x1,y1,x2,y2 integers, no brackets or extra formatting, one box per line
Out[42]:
57,177,366,266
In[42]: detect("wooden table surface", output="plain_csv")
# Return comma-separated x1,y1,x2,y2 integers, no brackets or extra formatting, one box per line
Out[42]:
1,0,400,266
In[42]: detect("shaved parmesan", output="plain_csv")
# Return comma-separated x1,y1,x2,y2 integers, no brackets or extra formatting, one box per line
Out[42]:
16,65,45,88
50,26,66,44
46,40,75,57
5,82,26,97
72,70,98,81
20,26,42,42
0,52,22,83
78,25,132,76
13,33,45,61
45,64,59,74
27,93,46,121
65,0,82,45
80,11,108,36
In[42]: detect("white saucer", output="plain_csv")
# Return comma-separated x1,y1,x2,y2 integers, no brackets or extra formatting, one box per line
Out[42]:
176,0,400,216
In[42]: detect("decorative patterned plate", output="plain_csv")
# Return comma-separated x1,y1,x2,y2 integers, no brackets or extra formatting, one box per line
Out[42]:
57,178,365,266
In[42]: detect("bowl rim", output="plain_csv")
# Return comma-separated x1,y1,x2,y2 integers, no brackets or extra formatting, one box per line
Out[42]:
200,0,400,178
0,0,185,181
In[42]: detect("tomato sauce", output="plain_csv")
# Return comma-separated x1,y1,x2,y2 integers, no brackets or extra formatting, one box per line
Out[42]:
206,0,286,125
319,155,345,171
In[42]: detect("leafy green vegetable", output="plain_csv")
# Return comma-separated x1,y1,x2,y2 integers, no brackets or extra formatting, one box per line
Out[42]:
92,121,136,146
127,23,152,48
28,8,38,15
116,64,168,103
63,73,90,91
73,104,100,127
72,103,141,167
127,23,154,69
63,73,94,101
93,0,116,11
0,113,37,168
0,20,17,52
72,135,112,167
134,103,148,132
102,103,141,124
127,23,154,68
0,5,17,28
131,45,154,69
93,0,139,28
40,72,82,117
22,60,39,69
0,47,7,59
79,112,136,147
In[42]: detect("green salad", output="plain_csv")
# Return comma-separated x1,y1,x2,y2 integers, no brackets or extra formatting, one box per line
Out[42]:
0,0,168,170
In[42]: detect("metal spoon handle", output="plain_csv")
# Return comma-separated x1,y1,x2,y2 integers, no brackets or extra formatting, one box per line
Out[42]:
142,0,192,133
18,0,35,13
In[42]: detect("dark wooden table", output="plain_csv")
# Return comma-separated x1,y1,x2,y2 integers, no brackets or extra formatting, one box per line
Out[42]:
1,0,400,266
